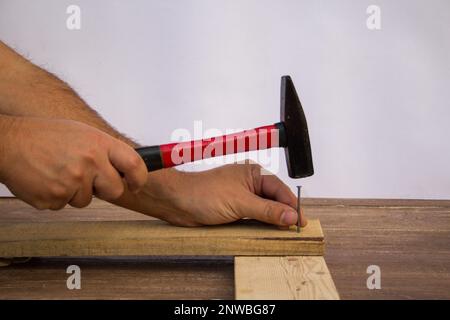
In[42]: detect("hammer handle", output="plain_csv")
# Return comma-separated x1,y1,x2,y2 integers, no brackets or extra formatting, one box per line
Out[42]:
136,122,286,172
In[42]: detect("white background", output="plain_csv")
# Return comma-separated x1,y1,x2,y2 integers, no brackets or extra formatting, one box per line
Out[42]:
0,0,449,199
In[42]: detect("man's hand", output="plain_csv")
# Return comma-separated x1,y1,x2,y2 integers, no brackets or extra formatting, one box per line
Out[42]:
0,115,147,210
0,41,307,228
114,163,307,228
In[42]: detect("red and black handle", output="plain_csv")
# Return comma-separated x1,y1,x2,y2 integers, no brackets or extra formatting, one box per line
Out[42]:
135,122,287,172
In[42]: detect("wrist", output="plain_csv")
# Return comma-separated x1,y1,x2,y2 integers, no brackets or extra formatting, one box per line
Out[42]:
111,168,183,217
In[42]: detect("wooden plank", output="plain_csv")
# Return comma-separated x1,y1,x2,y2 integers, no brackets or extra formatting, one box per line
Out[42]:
235,256,339,300
301,198,450,208
1,198,449,299
2,197,449,224
0,219,324,258
311,204,450,299
0,257,235,300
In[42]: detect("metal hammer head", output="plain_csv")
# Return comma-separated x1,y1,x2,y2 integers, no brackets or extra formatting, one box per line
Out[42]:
280,75,314,178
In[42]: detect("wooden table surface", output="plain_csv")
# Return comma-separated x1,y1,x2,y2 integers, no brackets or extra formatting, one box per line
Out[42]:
0,197,449,299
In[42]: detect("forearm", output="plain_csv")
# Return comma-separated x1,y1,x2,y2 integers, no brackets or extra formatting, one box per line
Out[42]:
0,40,138,147
0,41,166,214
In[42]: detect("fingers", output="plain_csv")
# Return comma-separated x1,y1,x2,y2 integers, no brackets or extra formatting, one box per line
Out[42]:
253,167,308,227
68,175,94,208
108,141,148,193
69,188,93,208
237,193,299,227
93,163,125,201
259,174,297,207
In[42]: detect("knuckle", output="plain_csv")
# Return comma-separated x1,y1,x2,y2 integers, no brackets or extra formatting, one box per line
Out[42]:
68,165,85,182
127,153,142,170
110,183,125,199
88,130,105,146
262,202,275,222
49,184,70,200
250,163,262,176
250,162,263,172
82,149,98,166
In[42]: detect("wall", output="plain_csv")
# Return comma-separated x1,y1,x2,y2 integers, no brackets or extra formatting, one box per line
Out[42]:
0,0,449,199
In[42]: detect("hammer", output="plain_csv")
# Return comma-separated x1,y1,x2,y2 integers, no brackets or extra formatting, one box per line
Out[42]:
135,75,314,179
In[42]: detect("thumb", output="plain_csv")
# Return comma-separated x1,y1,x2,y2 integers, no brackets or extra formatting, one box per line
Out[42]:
238,193,299,227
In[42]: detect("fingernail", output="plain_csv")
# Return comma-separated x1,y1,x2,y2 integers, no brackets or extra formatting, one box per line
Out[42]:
280,210,298,226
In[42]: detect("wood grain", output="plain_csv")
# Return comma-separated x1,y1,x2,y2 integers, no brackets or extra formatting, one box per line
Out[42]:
307,202,450,299
235,256,339,300
0,256,235,300
0,198,449,299
0,219,324,257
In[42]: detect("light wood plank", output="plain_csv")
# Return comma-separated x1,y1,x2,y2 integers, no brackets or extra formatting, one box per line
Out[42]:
235,256,339,300
0,219,323,257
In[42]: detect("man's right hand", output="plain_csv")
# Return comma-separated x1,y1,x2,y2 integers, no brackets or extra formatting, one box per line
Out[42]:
0,116,148,210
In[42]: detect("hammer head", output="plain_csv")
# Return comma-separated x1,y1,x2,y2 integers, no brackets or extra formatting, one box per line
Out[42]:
280,76,314,178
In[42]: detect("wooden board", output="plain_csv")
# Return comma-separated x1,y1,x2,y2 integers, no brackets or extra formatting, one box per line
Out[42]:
235,256,339,300
0,256,236,300
0,219,324,258
1,198,449,299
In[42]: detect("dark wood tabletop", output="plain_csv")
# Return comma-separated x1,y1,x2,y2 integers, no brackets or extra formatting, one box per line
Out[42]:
0,197,448,299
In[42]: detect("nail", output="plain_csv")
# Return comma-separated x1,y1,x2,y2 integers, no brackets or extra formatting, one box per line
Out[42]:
280,210,298,226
